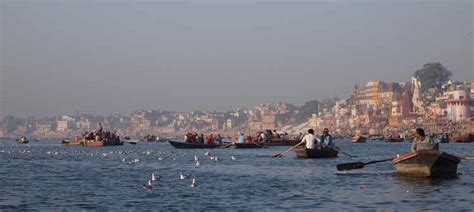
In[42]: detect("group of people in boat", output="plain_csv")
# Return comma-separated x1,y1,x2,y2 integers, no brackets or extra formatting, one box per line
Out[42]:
237,130,292,144
299,127,439,152
78,123,119,142
299,128,336,150
184,132,223,145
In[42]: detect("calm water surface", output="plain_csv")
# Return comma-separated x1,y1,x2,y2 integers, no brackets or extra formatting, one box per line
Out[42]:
1,139,473,210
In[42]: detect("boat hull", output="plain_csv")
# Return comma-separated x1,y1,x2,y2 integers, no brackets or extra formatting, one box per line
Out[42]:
63,139,123,147
449,134,474,143
265,139,300,146
385,138,404,142
168,140,221,149
234,143,264,149
294,146,339,159
392,150,460,178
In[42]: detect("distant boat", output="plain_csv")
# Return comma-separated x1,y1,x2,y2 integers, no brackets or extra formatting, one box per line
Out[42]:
126,140,138,145
168,140,222,149
64,137,123,147
16,136,29,144
393,150,460,177
234,142,265,149
449,133,474,143
294,146,338,159
143,135,157,142
265,138,300,146
156,137,172,143
61,138,70,144
351,135,367,143
385,136,404,142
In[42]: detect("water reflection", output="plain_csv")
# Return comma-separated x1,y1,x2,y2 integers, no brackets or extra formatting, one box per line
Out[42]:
394,174,459,187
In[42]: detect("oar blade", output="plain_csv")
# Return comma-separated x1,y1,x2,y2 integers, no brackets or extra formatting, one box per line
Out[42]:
336,162,365,171
273,153,284,158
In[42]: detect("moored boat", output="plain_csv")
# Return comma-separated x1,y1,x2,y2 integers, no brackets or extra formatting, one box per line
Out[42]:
16,136,29,144
125,140,138,145
234,142,265,149
168,140,222,149
294,146,339,159
449,133,474,143
351,135,367,143
392,150,460,178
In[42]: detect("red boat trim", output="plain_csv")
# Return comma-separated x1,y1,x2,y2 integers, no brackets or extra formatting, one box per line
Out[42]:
392,150,460,164
392,151,417,164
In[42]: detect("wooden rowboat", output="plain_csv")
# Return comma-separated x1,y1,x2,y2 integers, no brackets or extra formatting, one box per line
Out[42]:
234,142,265,149
294,146,339,159
168,140,222,149
392,150,460,178
63,138,123,147
16,136,29,144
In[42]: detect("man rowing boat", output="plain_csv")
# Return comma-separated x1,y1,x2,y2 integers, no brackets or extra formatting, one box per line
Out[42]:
411,128,439,152
301,129,317,149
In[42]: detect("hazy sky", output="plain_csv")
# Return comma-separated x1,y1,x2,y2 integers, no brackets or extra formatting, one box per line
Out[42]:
1,0,473,118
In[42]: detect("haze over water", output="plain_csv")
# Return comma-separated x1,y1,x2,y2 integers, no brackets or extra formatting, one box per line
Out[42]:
1,0,473,118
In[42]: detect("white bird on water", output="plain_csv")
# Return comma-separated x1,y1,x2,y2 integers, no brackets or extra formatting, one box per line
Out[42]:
209,156,215,160
194,155,199,161
191,178,197,187
195,159,201,167
214,156,218,162
143,180,153,190
231,156,237,161
151,173,158,181
204,150,210,156
180,172,190,180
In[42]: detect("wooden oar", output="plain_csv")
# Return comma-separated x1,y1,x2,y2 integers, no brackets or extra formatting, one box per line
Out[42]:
219,142,234,149
273,141,304,158
252,142,266,148
463,157,474,160
339,151,356,158
336,158,394,171
334,147,356,158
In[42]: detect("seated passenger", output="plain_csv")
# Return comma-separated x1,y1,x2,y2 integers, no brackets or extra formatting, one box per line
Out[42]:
238,133,246,144
207,134,215,145
320,128,335,149
411,128,439,152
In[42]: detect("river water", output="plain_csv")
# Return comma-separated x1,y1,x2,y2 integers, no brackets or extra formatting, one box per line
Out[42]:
1,139,473,211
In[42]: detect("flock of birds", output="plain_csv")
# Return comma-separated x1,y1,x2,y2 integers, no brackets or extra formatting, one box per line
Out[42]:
0,146,239,191
141,149,238,190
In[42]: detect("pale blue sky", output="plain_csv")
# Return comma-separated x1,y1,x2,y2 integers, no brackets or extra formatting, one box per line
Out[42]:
1,0,473,118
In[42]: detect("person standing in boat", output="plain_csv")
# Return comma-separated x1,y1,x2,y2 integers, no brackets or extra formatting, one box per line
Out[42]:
216,134,223,145
320,128,334,149
238,133,246,144
97,122,103,137
301,129,317,149
197,134,205,144
411,128,439,152
207,134,215,145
